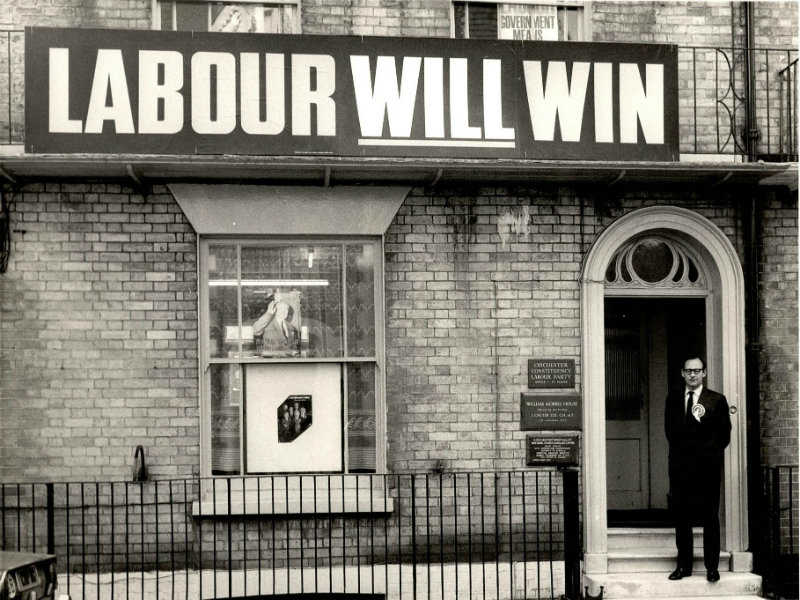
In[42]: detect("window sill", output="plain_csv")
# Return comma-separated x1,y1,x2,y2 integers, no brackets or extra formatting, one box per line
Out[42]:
192,476,394,518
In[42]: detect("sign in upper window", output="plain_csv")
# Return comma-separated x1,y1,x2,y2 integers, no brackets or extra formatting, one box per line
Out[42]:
25,27,678,160
155,1,300,33
453,1,586,41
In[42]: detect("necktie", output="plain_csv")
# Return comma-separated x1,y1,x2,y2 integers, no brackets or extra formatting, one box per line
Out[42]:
686,391,694,417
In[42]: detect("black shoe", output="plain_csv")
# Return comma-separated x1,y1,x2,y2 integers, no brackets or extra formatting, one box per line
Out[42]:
669,568,691,580
706,569,720,582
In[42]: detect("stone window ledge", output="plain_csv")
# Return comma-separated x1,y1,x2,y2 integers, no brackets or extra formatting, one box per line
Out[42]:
192,476,394,517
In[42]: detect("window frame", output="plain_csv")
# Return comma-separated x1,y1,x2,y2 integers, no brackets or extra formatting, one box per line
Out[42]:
198,235,387,478
151,0,302,33
449,0,592,41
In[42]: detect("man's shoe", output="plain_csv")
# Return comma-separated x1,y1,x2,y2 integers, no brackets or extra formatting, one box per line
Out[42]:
706,569,720,583
669,568,691,580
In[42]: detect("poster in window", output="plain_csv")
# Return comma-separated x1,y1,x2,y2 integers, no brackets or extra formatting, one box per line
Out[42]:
277,395,312,443
498,4,558,41
246,363,342,473
210,4,261,32
252,290,302,357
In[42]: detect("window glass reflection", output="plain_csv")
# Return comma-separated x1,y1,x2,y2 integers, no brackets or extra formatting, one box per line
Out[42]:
241,245,343,358
208,245,238,359
346,244,376,357
210,363,241,475
347,363,375,472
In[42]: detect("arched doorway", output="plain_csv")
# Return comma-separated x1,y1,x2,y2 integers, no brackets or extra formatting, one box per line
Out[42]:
581,206,750,575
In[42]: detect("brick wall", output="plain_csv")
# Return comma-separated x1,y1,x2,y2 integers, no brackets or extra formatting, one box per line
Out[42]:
0,0,151,30
758,188,798,467
0,184,198,481
591,1,735,46
384,184,744,473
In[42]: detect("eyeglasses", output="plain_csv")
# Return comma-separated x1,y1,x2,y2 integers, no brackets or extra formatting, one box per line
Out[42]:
682,368,704,375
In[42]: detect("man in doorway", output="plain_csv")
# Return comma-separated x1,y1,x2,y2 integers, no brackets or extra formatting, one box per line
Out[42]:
665,357,731,583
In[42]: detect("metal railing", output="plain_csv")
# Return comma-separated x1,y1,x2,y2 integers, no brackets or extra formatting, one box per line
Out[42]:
757,465,799,600
1,469,581,599
678,46,798,159
778,59,798,161
0,30,797,161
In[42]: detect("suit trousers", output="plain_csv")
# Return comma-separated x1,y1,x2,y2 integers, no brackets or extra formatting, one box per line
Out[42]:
669,454,723,572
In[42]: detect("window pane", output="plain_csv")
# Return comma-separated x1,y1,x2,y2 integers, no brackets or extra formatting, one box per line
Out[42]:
453,2,466,38
263,5,283,33
160,1,174,29
211,364,241,475
241,245,343,358
346,243,376,356
208,245,239,359
347,363,376,472
467,2,498,39
175,1,208,30
211,3,263,32
564,7,581,41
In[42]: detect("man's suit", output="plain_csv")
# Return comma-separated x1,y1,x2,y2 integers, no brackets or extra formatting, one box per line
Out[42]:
665,387,731,572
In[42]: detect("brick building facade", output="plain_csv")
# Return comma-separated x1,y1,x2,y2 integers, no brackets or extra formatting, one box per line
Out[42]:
0,2,796,598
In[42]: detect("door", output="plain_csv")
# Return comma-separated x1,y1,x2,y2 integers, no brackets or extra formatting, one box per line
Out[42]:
605,298,706,515
605,303,649,510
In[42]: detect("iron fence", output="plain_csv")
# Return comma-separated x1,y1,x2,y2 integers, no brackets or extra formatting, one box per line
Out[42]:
0,31,797,161
758,465,799,600
1,469,580,599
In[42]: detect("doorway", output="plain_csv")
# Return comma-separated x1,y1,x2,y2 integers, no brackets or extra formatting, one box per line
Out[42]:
605,297,705,526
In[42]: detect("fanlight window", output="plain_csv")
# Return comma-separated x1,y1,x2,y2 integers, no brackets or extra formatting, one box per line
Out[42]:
605,237,705,289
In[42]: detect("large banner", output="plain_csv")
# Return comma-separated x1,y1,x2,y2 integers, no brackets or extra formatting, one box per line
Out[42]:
25,27,679,160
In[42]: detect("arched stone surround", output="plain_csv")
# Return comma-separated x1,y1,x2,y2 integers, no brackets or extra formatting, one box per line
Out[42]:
581,206,750,574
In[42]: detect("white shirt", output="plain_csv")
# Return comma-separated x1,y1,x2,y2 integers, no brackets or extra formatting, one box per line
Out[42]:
685,385,703,413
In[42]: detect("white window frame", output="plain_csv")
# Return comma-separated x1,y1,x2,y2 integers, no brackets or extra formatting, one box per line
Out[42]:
449,0,592,41
198,236,387,479
152,0,301,33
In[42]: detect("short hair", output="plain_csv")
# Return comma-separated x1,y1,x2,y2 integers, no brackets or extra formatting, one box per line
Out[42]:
683,356,706,370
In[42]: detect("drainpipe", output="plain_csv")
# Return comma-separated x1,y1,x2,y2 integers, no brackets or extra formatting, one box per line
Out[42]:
740,0,763,565
743,1,759,161
742,191,762,565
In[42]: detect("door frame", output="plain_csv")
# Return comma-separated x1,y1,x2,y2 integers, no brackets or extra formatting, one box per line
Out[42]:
581,206,750,574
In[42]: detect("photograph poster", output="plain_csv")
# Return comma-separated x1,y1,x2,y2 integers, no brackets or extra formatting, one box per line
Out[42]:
246,363,342,472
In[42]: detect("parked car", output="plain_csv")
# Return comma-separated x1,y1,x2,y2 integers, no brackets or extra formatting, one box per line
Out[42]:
0,551,57,600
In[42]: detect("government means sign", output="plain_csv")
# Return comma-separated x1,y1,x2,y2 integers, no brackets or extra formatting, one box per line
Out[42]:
25,27,679,160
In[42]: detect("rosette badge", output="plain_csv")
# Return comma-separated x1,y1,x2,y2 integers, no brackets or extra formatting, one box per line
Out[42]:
691,403,706,422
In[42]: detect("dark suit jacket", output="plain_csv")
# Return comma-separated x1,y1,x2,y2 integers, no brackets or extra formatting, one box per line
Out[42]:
665,387,732,463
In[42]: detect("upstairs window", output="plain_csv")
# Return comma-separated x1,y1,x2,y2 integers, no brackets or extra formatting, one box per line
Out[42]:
453,1,587,41
155,1,301,33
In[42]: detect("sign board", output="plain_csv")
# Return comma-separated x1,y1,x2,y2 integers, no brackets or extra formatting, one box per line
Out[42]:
526,434,579,467
498,4,558,41
520,393,581,430
25,27,679,160
528,359,575,389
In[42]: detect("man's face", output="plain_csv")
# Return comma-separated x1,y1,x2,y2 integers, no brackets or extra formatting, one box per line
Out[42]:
681,359,706,390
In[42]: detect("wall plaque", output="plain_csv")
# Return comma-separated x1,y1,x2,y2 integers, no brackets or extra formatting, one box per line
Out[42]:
526,434,579,467
528,359,575,389
520,393,581,430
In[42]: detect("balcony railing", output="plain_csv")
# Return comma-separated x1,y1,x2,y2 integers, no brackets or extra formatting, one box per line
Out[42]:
1,470,580,600
0,30,797,161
